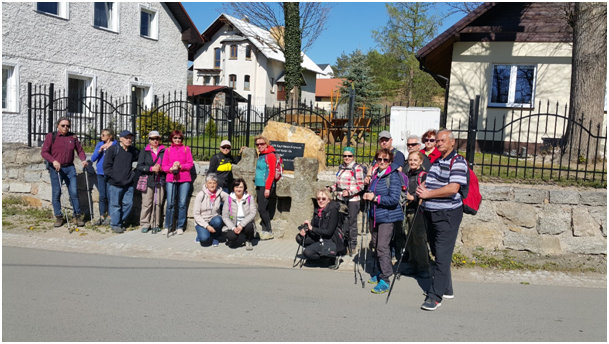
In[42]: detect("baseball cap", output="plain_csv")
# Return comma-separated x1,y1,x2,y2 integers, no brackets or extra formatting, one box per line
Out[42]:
378,130,392,140
220,140,231,147
148,130,160,138
119,130,133,138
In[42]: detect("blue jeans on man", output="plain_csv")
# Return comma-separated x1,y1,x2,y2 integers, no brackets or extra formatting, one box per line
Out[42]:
48,165,81,217
165,182,191,230
97,174,109,217
107,183,134,229
195,215,224,246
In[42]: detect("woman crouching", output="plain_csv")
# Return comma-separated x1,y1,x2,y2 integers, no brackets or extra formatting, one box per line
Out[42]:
295,189,342,267
362,148,405,294
193,173,228,246
223,178,257,250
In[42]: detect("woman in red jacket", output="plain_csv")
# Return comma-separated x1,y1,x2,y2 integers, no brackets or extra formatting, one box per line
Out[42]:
420,129,442,164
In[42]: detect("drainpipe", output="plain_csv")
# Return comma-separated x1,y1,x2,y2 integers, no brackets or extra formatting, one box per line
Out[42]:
417,58,449,129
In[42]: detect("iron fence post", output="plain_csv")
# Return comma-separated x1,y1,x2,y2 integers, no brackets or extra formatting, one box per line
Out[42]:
131,86,137,140
465,98,475,166
47,83,54,133
28,83,32,147
246,94,251,147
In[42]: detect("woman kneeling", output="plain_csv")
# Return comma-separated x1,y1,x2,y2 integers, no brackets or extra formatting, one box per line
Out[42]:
193,173,228,246
223,178,257,250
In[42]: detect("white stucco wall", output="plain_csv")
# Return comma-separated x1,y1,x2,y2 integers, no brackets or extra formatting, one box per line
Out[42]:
2,2,189,143
447,41,574,141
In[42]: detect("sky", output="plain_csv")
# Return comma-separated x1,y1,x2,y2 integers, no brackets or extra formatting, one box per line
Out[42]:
181,2,466,66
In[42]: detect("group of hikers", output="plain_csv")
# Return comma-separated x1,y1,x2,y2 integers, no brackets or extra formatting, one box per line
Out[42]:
42,117,469,311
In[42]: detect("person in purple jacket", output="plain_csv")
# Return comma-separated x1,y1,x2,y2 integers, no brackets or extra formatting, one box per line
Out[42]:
90,128,117,225
40,117,88,227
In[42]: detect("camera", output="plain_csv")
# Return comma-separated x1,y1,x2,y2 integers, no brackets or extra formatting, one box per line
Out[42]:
297,223,308,231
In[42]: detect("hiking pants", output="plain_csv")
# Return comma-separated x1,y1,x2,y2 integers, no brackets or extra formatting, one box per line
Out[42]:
347,200,359,249
225,222,255,248
256,186,276,233
370,221,398,283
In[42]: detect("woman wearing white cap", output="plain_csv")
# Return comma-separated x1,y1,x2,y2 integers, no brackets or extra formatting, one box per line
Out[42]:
208,140,237,193
136,131,166,233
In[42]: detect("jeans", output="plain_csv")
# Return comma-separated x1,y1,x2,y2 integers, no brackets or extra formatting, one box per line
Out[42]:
96,174,109,217
195,215,224,245
107,183,134,227
48,165,81,217
165,182,191,230
423,208,463,302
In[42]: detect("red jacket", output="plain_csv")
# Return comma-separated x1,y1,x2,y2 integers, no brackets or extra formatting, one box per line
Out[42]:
421,147,441,164
41,131,86,166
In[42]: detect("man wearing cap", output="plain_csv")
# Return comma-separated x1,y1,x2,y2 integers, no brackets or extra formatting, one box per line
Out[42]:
103,130,139,233
208,140,241,194
41,116,88,227
365,130,406,183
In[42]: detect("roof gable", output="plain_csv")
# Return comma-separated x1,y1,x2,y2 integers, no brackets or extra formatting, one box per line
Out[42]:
163,2,203,60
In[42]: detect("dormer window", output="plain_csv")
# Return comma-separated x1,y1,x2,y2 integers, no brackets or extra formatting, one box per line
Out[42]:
230,44,238,59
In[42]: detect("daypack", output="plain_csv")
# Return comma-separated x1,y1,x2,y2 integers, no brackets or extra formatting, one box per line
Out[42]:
320,204,347,258
384,170,409,210
274,154,283,181
450,154,482,215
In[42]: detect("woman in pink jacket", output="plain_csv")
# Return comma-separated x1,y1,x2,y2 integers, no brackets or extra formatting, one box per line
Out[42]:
161,130,194,235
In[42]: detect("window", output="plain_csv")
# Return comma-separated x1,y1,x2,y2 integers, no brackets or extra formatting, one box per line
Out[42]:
68,76,92,114
213,76,219,86
230,45,238,59
203,76,211,85
277,83,286,101
245,45,252,60
489,64,536,107
244,75,250,91
36,2,68,18
229,74,237,88
140,8,158,39
214,48,221,68
94,2,118,31
2,65,18,112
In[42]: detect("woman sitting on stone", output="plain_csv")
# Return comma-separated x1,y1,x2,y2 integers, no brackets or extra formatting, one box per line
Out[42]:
223,178,257,250
193,173,228,246
295,188,343,267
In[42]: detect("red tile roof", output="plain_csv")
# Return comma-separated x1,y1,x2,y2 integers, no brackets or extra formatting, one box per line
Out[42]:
187,85,226,96
315,78,345,98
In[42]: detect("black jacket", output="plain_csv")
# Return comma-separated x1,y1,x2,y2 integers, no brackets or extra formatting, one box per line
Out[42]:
406,166,426,213
103,144,139,187
308,201,340,240
208,152,239,190
136,147,166,187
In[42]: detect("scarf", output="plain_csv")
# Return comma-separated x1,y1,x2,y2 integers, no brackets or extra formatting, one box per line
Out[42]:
205,187,217,204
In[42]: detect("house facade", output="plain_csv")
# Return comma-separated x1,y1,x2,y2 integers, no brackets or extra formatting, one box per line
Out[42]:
315,78,344,112
416,2,576,142
190,14,323,108
2,2,202,143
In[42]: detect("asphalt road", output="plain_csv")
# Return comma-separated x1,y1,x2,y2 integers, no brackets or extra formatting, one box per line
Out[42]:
3,246,606,341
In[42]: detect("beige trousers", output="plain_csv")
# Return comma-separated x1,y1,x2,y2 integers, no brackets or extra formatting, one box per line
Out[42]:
140,184,165,228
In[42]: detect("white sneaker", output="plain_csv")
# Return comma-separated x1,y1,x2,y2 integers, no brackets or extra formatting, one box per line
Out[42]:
177,228,184,235
258,231,274,240
246,241,253,251
161,228,168,235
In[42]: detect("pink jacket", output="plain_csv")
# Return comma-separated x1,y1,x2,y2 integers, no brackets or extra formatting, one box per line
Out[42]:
161,144,194,182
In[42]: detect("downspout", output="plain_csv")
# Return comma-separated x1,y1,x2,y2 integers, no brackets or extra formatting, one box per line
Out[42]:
417,57,449,129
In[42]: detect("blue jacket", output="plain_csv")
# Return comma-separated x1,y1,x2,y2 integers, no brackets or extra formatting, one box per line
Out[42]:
90,140,117,175
368,166,404,225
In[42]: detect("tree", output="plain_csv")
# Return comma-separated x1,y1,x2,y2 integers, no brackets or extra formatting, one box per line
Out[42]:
373,3,443,105
224,3,330,106
443,2,483,16
334,49,380,110
566,3,607,161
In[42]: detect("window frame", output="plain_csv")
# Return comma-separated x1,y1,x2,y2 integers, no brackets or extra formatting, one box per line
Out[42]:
488,64,537,108
229,44,238,60
245,45,252,60
66,73,95,116
214,48,221,69
244,75,250,91
93,2,119,33
35,2,69,19
2,63,19,113
131,83,152,108
139,5,158,40
228,74,237,88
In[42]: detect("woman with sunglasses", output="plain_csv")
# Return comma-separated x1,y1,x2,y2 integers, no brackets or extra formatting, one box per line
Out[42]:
328,147,365,255
295,188,342,267
362,148,404,294
90,128,117,225
421,129,441,164
136,131,166,233
161,130,194,235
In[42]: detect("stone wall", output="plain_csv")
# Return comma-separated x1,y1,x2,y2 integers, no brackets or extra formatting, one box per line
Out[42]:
3,144,607,256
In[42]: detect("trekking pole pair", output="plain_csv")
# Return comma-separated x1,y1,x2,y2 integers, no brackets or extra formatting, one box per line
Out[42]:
386,199,423,304
55,170,74,234
354,200,370,288
293,225,307,268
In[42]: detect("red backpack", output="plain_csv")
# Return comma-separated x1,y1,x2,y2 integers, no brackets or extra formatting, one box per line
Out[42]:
450,154,482,215
273,154,283,181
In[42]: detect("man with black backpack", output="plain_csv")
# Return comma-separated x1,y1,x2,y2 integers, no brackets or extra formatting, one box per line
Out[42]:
416,130,468,311
41,117,88,227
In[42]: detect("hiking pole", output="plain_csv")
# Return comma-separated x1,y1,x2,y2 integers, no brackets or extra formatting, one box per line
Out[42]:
84,162,94,223
386,200,423,304
151,179,158,233
293,227,307,268
168,170,179,238
56,170,73,234
355,203,366,288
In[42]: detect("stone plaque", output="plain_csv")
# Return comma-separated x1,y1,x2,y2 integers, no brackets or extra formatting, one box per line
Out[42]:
270,141,305,171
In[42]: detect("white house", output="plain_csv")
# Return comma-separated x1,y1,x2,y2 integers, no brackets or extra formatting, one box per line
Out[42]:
2,2,202,143
190,13,323,107
316,64,334,79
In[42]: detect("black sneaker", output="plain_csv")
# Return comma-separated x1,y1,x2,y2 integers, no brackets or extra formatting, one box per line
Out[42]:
421,297,441,311
111,226,125,233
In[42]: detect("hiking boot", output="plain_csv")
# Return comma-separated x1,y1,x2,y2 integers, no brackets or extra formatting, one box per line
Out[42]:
54,216,65,227
103,217,111,225
258,231,274,240
328,256,341,270
421,296,441,311
371,279,390,294
111,226,125,234
368,274,380,285
141,226,151,233
245,241,253,251
73,214,85,227
94,217,104,226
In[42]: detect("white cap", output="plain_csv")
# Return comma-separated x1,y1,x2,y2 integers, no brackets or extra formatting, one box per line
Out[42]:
220,140,231,147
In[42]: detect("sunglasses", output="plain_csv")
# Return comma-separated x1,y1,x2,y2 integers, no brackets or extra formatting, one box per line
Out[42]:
423,138,436,143
172,137,183,140
149,137,160,141
221,146,231,149
317,197,328,201
255,142,266,146
343,154,353,158
59,124,71,128
407,143,419,147
376,157,390,163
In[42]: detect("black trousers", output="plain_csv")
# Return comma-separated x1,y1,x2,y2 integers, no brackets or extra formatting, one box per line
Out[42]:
225,222,255,248
423,207,463,302
295,233,335,260
256,186,277,232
